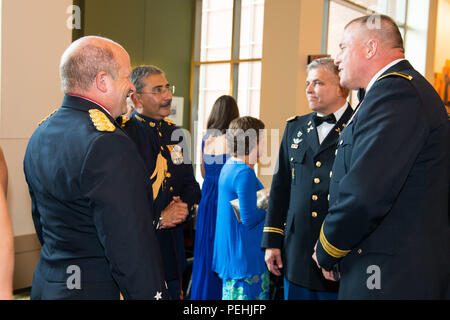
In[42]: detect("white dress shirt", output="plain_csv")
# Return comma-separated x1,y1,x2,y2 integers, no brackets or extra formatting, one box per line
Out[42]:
316,103,349,144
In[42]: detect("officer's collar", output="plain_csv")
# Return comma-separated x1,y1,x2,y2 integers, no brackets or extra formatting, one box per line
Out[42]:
131,111,162,128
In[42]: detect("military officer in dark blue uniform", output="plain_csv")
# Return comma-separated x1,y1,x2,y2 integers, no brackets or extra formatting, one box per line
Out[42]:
23,36,169,300
262,58,353,300
125,65,201,300
313,15,450,299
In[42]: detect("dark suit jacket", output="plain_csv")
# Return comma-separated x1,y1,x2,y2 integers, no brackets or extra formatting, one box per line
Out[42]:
123,112,201,282
262,105,352,292
24,95,169,300
316,60,450,299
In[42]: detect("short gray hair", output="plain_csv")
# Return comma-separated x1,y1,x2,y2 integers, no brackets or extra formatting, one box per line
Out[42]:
60,39,119,93
307,57,349,98
307,58,339,76
130,65,165,92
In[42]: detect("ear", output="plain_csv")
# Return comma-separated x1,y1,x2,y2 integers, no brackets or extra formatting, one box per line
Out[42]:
366,39,378,60
94,71,109,93
130,92,142,108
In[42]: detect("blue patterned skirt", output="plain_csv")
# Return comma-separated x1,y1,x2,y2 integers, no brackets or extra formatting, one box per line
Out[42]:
222,271,270,300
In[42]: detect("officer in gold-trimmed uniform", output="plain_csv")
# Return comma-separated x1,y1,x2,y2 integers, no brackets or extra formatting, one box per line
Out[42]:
262,58,353,299
314,15,450,299
124,65,201,300
24,37,169,300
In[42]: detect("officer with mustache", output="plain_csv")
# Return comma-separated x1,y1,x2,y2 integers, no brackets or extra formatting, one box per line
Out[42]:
123,65,201,300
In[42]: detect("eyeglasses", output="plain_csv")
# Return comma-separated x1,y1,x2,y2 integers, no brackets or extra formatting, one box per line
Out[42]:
137,85,175,96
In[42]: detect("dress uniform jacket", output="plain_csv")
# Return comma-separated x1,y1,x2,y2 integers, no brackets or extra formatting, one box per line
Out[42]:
316,60,450,299
23,95,169,300
123,112,201,282
261,105,353,292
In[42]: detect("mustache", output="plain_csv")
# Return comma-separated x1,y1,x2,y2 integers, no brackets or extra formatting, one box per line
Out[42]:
160,100,172,108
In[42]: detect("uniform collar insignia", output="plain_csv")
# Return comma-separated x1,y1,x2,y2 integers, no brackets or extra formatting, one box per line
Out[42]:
120,115,130,128
134,114,145,122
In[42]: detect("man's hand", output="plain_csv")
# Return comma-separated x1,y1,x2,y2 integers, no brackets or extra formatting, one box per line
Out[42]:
265,248,283,276
312,242,340,282
159,196,188,229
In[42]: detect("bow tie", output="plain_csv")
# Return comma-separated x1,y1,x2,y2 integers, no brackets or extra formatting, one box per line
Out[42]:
313,113,336,126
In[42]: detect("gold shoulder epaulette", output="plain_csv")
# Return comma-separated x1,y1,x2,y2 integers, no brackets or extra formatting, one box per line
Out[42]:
89,109,116,132
121,115,130,128
377,72,413,81
163,118,176,126
286,116,297,122
38,109,58,126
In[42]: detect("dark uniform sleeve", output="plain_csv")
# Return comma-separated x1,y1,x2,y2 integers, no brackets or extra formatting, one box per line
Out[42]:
316,77,428,270
261,122,291,249
80,133,170,300
170,127,201,218
28,186,44,245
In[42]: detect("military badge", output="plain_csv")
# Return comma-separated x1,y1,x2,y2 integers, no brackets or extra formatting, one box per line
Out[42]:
307,125,314,133
168,144,184,165
297,131,303,137
290,144,299,149
293,138,302,144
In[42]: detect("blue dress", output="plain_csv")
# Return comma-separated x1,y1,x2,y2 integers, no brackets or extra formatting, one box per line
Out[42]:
212,158,268,300
190,136,227,300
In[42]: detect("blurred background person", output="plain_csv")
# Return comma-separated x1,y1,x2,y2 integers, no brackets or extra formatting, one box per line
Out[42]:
212,116,268,300
0,146,13,300
190,95,240,300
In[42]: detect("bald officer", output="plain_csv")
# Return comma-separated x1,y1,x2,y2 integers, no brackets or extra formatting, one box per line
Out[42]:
24,36,169,300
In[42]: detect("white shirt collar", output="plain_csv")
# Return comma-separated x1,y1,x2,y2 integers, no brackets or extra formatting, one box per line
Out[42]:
316,102,348,121
365,58,405,95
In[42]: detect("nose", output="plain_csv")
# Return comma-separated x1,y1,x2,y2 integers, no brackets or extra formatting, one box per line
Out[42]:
129,80,136,94
334,53,342,67
306,83,314,94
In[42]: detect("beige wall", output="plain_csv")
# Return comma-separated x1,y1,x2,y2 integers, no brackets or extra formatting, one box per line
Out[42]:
1,0,73,289
435,0,450,73
258,0,324,187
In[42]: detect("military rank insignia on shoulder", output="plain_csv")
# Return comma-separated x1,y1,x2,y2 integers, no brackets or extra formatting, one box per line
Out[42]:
89,109,116,132
38,109,58,126
163,118,176,126
377,72,413,81
286,116,297,122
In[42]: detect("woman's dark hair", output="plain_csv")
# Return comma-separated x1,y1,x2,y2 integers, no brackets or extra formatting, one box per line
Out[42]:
206,95,240,135
226,116,265,157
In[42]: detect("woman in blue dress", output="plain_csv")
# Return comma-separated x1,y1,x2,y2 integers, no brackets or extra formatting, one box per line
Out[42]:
190,95,239,300
212,116,269,300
